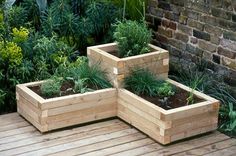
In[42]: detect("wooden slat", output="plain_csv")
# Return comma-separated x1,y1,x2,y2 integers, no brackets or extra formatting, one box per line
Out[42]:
80,138,155,156
0,119,123,151
142,132,230,156
174,138,236,156
48,133,146,156
0,126,36,138
16,129,137,156
0,121,30,132
203,145,236,156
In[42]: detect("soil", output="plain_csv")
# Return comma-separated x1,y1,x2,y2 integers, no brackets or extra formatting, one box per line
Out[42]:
138,88,204,110
29,81,97,99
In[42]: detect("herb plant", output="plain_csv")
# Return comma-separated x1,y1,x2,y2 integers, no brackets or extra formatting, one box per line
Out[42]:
113,20,152,57
156,82,175,98
40,76,63,97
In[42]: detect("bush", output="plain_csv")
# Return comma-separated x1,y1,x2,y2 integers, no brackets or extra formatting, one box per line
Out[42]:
113,20,152,57
40,77,63,97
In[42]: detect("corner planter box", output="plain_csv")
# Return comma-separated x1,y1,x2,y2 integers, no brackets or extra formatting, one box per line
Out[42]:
87,43,169,88
117,79,220,145
16,81,117,132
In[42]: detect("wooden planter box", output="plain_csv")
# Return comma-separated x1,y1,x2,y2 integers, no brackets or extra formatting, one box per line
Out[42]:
117,79,220,144
16,81,117,132
87,43,169,88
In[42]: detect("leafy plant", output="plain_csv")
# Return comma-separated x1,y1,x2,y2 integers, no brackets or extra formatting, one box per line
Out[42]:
156,82,175,98
113,20,152,57
78,62,112,89
124,68,159,97
220,102,236,134
40,76,63,97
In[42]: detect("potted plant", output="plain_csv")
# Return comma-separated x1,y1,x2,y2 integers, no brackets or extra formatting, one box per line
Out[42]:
117,68,220,144
16,61,117,132
87,20,169,87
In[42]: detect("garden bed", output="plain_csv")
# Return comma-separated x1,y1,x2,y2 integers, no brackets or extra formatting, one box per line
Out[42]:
87,43,169,87
16,81,117,132
117,79,220,144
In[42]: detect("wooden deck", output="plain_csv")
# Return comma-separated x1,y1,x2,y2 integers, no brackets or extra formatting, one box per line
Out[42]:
0,113,235,156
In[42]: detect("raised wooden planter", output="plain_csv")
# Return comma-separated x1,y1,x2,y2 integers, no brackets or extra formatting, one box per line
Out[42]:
117,79,220,144
16,81,117,132
87,43,169,87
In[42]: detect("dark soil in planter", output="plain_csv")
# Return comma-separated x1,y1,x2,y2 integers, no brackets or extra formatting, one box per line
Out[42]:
29,81,98,99
138,88,204,110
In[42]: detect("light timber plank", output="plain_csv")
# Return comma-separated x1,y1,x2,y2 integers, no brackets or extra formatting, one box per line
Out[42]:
203,145,236,156
142,132,229,156
0,122,129,155
80,138,155,156
16,129,138,156
0,121,30,132
48,133,146,156
0,126,35,138
0,120,123,151
174,138,236,156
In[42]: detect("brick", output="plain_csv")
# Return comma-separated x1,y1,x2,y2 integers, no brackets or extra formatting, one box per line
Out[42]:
170,4,182,15
169,39,186,50
179,15,187,24
193,29,210,41
223,31,236,42
178,24,192,35
190,37,198,44
169,46,182,57
211,7,232,20
210,35,220,45
158,26,173,38
198,40,217,53
148,0,158,8
202,51,212,61
222,0,233,11
165,11,179,21
170,0,185,7
213,54,221,64
220,38,236,51
175,32,188,43
217,46,236,59
156,34,168,44
158,1,171,10
153,17,162,31
217,18,236,32
222,57,236,70
188,19,204,30
187,2,210,13
181,9,200,20
211,0,222,8
199,15,217,26
186,44,203,56
204,24,222,36
162,19,177,30
232,14,236,22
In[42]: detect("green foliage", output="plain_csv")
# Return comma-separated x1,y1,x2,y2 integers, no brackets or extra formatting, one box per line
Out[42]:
113,20,151,57
40,77,63,97
12,26,29,43
0,41,23,65
156,82,175,98
6,5,28,28
169,63,236,136
220,103,236,134
124,68,160,97
78,62,112,89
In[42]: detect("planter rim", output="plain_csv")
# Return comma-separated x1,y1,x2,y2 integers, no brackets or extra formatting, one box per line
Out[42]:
88,42,168,61
119,78,219,115
16,81,116,102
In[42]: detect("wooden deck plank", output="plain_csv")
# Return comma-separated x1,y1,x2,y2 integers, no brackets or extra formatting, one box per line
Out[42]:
18,129,138,156
48,133,146,156
0,124,129,156
0,113,235,156
174,138,236,156
142,132,230,156
80,138,155,156
203,145,236,156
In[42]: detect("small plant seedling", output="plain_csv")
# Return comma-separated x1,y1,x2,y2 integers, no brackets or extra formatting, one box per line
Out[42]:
40,77,63,97
156,82,175,98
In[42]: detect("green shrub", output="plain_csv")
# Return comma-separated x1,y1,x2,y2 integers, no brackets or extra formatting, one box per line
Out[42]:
124,68,160,97
113,20,151,57
78,62,112,89
156,82,175,98
40,77,63,97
